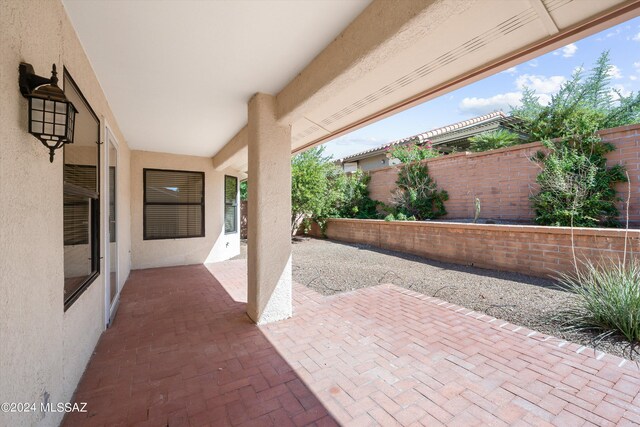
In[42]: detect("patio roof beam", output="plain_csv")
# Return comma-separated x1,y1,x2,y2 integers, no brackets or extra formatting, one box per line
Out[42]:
211,125,247,172
273,0,459,126
213,0,640,172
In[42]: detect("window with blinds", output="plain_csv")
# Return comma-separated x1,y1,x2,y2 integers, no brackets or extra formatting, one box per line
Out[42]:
62,69,101,311
144,169,205,240
224,175,238,234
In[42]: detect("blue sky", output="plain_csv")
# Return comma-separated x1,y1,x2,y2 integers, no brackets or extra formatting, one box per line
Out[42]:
321,16,640,160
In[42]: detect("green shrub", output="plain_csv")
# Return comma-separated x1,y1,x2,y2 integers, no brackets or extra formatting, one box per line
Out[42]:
291,148,382,236
511,51,638,228
240,181,248,201
383,213,416,222
387,144,448,220
291,147,344,235
336,170,380,219
558,259,640,352
388,140,441,163
392,162,448,220
531,143,626,227
468,129,521,152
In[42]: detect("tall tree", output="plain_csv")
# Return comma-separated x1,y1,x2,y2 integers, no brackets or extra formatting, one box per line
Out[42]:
512,51,639,227
291,147,343,235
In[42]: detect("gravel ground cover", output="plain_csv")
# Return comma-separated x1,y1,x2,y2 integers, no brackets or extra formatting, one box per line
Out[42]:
298,238,639,361
234,238,637,360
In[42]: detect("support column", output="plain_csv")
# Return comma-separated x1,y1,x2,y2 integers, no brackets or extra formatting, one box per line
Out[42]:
247,93,292,324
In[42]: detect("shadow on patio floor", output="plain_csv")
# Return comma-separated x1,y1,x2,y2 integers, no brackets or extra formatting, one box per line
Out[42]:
63,264,335,427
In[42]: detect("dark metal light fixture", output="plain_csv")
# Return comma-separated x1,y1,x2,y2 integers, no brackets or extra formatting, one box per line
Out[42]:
19,63,77,162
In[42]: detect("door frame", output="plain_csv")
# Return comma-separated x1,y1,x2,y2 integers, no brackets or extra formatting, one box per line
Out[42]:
103,122,120,327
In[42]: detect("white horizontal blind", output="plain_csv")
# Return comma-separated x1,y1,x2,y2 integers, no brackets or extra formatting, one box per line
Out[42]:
144,169,204,239
64,165,97,245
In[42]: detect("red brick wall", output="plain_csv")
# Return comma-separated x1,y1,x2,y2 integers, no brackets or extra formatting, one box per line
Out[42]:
605,125,640,226
322,219,640,278
368,124,640,225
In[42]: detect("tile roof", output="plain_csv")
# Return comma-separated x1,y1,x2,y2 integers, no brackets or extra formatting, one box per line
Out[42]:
339,111,508,161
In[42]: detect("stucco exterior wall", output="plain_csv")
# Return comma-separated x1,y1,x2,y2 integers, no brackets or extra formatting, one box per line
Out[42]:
0,1,131,426
130,150,241,269
358,153,388,171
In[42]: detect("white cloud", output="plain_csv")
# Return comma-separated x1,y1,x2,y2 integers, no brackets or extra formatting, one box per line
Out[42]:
561,43,577,58
458,91,554,116
458,92,522,116
324,135,388,160
553,43,577,58
528,59,539,68
607,64,623,79
502,66,518,75
515,74,566,94
607,28,623,39
631,63,640,82
459,73,567,116
633,32,640,42
610,84,631,101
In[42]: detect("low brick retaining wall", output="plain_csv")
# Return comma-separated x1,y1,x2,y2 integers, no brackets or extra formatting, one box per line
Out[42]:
314,218,640,278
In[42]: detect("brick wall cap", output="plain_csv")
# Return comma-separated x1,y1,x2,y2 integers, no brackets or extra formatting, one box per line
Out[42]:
597,123,640,136
329,218,640,238
366,123,640,174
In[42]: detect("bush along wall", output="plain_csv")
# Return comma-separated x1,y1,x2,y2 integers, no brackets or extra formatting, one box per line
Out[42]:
512,51,639,227
385,143,449,221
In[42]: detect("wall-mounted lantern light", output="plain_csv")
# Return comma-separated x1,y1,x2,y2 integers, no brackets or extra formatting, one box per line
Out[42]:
19,63,77,162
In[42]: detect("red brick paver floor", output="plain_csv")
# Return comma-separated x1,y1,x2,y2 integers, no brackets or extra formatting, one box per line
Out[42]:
64,261,640,426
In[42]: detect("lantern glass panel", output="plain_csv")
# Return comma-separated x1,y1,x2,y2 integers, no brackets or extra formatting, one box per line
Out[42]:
32,98,43,110
32,121,43,133
45,100,54,112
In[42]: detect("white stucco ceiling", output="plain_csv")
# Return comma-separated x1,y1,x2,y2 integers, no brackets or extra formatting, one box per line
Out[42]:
62,0,371,157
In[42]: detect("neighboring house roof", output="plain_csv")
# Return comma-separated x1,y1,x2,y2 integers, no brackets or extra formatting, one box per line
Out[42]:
338,111,520,163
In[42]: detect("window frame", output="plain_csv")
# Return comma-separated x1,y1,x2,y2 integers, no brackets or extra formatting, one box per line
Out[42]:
62,68,101,312
143,168,205,240
224,175,238,235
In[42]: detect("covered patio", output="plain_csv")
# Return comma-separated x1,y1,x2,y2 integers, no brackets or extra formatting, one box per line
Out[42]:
64,262,639,426
3,1,640,426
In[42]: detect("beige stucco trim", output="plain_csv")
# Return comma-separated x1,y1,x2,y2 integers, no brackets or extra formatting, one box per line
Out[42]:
212,125,247,172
